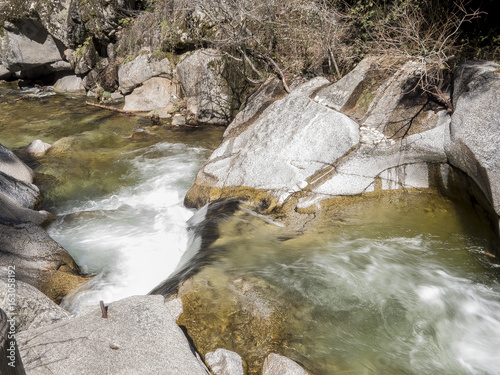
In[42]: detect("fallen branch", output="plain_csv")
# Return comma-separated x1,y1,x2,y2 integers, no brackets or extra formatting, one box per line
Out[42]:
86,101,205,128
264,55,291,94
85,101,138,115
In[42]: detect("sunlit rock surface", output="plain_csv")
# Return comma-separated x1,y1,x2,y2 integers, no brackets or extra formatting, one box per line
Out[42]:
17,295,210,375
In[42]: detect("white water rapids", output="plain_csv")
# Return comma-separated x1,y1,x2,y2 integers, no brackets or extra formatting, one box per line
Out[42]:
47,142,207,312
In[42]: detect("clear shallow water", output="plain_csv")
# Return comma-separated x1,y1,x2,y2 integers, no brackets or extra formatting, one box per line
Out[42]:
2,84,500,374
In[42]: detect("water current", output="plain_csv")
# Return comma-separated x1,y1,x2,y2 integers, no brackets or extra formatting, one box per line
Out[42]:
1,84,500,374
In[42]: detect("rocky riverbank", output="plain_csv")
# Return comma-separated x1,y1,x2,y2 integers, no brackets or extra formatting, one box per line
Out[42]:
184,58,500,253
1,1,500,374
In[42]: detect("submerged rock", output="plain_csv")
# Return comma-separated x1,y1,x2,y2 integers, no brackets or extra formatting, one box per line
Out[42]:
263,353,308,375
25,140,52,158
176,273,294,375
17,295,210,375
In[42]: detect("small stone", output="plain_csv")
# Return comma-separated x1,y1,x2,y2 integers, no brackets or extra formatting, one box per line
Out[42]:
172,114,186,126
110,92,124,102
25,139,51,158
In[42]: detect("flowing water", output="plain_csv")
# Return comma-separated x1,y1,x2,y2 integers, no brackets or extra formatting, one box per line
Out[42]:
0,83,224,311
174,196,500,375
1,84,500,374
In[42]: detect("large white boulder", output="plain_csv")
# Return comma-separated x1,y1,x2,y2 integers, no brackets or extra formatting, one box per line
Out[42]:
185,70,452,211
185,78,360,207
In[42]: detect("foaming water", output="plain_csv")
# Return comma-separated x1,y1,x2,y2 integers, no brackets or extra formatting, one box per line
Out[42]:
48,142,207,312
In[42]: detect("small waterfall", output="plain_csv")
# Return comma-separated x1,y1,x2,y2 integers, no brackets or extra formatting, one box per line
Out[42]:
48,142,208,313
149,198,242,297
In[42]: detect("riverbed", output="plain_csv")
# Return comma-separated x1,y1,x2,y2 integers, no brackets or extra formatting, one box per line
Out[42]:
1,85,500,375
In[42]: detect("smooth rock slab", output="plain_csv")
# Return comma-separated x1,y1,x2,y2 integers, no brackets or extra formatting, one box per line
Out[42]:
186,79,359,207
263,353,308,375
17,295,210,375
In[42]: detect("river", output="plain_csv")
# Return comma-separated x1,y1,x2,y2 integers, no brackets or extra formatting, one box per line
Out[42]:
1,84,500,374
